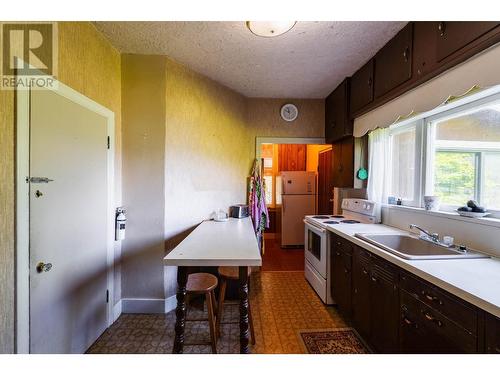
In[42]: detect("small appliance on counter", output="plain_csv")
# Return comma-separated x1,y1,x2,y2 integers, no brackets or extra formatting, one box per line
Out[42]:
229,204,249,218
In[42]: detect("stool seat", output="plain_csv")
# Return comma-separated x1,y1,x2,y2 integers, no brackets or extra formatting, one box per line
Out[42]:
218,266,251,280
187,273,218,293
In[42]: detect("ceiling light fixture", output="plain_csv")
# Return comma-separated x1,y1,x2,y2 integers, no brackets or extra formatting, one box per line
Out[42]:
246,21,296,38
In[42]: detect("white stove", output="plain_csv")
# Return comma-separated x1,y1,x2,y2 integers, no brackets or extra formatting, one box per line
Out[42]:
303,199,378,304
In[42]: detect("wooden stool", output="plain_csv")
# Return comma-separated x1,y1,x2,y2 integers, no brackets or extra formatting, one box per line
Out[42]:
186,273,218,353
216,266,255,345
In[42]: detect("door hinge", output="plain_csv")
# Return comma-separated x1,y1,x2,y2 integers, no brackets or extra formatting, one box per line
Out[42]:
106,289,109,303
107,136,110,149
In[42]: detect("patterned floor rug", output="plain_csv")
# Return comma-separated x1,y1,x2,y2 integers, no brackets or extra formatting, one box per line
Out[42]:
299,328,370,354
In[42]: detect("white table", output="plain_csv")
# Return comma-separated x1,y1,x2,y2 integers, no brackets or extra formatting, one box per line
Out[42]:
164,217,262,353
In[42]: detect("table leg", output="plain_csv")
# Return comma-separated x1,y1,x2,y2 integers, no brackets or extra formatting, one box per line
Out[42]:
173,266,188,354
238,266,250,354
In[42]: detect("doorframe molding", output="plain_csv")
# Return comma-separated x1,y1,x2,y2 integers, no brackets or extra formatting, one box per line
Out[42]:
16,80,116,353
255,137,326,160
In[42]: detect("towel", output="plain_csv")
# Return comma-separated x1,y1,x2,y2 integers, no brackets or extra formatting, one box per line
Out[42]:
248,159,269,253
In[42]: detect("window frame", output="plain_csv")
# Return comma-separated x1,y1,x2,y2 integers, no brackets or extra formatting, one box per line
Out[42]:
387,119,424,208
382,89,500,219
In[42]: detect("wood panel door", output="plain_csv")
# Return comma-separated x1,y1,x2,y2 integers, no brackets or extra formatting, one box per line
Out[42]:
374,23,413,98
317,149,332,215
278,144,306,171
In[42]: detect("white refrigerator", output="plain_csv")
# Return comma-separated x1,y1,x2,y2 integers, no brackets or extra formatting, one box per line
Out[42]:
280,171,316,247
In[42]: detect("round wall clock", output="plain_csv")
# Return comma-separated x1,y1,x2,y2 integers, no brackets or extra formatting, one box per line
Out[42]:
280,103,298,122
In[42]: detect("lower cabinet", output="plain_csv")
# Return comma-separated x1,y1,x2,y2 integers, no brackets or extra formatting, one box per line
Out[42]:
351,245,399,353
352,247,371,338
331,236,352,318
370,258,399,353
330,235,496,353
400,290,476,353
485,313,500,353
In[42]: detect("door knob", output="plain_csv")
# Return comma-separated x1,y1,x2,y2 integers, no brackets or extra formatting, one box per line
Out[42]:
36,262,53,273
35,190,43,198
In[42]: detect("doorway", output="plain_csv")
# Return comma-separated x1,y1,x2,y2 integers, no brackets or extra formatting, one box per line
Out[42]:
256,138,331,271
16,82,116,353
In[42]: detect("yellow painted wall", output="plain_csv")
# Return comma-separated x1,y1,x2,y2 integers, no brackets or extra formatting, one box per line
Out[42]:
0,22,121,353
121,54,166,300
163,58,325,296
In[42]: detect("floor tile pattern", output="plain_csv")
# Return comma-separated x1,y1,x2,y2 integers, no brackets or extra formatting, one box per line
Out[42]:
261,238,305,271
87,271,347,354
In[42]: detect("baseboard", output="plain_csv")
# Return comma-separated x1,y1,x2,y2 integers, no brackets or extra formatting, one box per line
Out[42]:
113,300,122,322
164,295,177,313
121,298,166,314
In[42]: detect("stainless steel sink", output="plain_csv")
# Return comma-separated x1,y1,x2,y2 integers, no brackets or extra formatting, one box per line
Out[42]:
354,233,489,260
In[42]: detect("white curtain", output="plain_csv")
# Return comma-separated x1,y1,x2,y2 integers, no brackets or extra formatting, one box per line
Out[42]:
367,127,391,221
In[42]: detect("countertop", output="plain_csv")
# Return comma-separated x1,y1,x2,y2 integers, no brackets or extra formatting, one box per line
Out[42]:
163,217,262,267
325,223,500,318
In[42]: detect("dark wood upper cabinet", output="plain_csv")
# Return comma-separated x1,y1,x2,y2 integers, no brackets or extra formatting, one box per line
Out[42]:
349,59,374,115
374,23,413,98
325,78,351,143
436,21,500,62
413,21,438,78
331,137,354,188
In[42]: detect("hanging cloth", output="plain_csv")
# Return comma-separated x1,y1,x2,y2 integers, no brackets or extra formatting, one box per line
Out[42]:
248,159,269,253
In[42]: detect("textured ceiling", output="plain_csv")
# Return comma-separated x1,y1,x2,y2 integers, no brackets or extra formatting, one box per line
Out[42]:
94,21,407,98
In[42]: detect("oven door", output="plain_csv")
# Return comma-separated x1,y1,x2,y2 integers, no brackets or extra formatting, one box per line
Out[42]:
304,221,328,278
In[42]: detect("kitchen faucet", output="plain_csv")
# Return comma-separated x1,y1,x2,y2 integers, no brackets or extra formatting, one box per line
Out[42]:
409,224,440,243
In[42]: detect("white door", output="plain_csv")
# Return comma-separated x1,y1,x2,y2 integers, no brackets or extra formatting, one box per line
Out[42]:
281,194,316,246
29,89,110,353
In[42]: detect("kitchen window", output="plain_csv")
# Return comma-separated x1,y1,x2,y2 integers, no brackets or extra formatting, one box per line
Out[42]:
369,89,500,218
427,104,500,211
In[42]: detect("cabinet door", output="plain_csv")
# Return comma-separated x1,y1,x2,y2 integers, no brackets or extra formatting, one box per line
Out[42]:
374,23,413,98
331,236,352,318
413,21,438,78
350,59,374,114
370,259,399,353
352,246,372,339
436,21,500,62
325,79,351,143
485,314,500,354
331,137,354,188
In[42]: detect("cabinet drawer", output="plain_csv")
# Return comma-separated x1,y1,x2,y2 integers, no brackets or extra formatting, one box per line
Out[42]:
332,235,353,257
400,272,477,334
400,290,477,353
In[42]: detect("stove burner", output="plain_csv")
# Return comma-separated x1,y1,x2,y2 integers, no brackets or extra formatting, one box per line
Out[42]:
312,215,330,219
330,215,344,218
323,221,339,224
340,219,360,224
